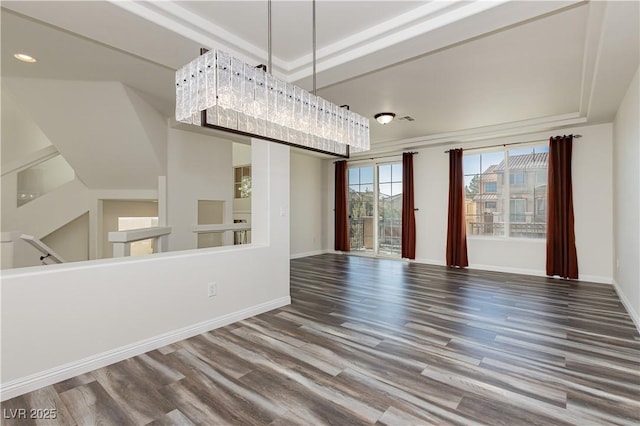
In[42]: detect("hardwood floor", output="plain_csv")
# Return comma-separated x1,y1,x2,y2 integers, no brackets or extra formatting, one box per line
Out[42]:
3,254,639,425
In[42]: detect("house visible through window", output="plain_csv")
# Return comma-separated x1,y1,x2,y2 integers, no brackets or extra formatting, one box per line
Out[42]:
464,145,548,238
510,171,526,185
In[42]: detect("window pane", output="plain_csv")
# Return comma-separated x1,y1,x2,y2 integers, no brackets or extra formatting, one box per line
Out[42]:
463,154,481,175
391,163,402,182
348,168,360,184
378,165,391,183
391,182,402,196
465,174,480,201
508,147,532,157
482,151,505,171
508,145,548,238
379,183,392,197
464,150,505,237
360,166,374,184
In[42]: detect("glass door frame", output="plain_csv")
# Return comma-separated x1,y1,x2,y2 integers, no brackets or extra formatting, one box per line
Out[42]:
347,157,402,259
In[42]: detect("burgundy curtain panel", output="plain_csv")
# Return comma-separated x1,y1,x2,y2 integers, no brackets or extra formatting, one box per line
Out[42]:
401,153,416,259
546,135,578,279
334,160,350,252
446,149,469,267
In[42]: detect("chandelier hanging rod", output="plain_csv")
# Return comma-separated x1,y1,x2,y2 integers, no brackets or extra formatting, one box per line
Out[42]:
268,0,272,74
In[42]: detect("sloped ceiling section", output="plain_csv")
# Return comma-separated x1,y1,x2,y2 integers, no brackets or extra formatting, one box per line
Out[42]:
2,78,166,190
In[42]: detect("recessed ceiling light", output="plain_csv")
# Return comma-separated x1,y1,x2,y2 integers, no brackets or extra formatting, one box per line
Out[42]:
14,53,37,63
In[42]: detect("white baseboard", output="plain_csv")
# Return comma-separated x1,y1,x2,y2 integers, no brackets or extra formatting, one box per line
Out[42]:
290,249,328,259
0,296,291,401
612,279,640,333
413,258,446,267
578,274,614,285
412,259,613,284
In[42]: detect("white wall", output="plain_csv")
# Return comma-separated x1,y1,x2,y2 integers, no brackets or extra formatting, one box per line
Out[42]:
327,123,614,283
0,88,52,165
167,128,234,251
41,213,90,263
290,151,325,257
1,139,290,399
1,86,89,269
2,78,165,190
1,178,89,268
233,142,252,166
613,66,640,327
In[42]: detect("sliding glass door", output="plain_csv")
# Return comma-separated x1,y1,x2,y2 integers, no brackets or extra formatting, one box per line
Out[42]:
348,162,402,257
377,163,403,256
348,166,375,253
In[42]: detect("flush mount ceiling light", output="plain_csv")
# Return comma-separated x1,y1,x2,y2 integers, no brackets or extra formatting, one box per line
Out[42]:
13,53,36,63
374,112,396,125
175,0,369,157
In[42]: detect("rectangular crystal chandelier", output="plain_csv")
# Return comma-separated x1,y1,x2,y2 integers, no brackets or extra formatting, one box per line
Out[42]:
175,49,370,156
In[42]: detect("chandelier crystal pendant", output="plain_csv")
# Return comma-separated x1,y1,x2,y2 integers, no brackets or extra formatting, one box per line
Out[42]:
175,50,370,155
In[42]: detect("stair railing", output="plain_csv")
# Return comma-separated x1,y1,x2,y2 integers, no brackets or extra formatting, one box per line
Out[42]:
108,226,172,257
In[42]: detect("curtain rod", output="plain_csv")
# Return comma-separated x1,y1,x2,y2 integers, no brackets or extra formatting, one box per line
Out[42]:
337,151,418,163
444,135,581,153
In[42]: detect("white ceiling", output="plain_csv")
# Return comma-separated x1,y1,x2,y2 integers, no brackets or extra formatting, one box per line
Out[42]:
2,0,638,156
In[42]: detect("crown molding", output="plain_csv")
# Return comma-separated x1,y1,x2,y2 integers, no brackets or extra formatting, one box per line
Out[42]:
358,113,588,157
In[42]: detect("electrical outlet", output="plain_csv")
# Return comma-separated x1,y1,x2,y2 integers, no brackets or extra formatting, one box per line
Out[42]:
207,282,217,297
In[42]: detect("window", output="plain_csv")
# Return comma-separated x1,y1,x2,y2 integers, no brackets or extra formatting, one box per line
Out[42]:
484,201,497,209
510,199,526,222
484,182,497,193
510,171,526,185
234,166,251,198
464,145,548,238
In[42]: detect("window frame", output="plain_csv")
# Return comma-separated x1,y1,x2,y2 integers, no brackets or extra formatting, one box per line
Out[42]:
464,143,548,240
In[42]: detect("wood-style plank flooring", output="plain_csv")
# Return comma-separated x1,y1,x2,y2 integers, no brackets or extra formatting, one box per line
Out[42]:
3,254,639,425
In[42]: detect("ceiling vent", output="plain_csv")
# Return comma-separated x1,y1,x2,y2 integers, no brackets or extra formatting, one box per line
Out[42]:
397,115,415,122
